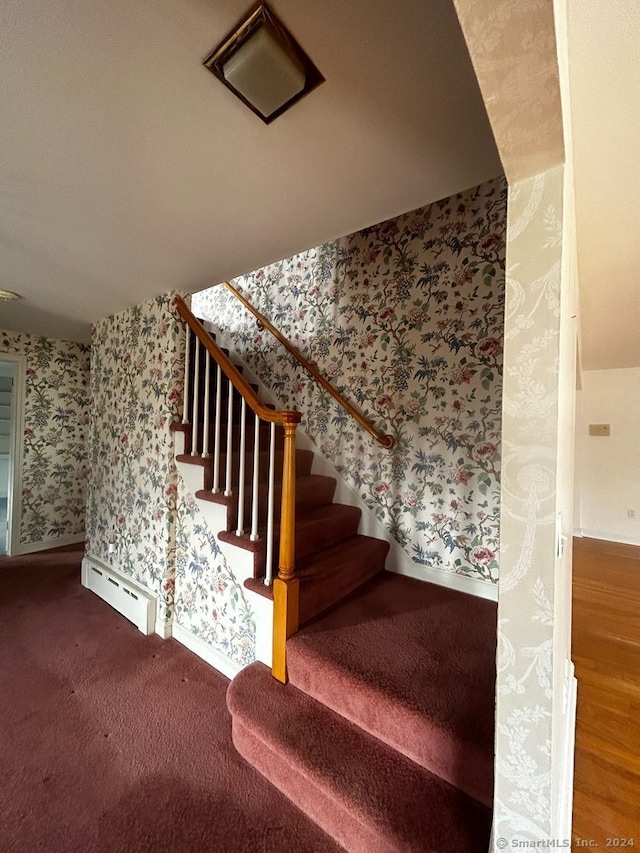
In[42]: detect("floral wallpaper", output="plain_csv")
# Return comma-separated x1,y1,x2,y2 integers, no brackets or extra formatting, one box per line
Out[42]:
494,165,569,843
193,176,507,585
0,329,90,547
86,294,184,624
86,293,254,658
174,488,255,667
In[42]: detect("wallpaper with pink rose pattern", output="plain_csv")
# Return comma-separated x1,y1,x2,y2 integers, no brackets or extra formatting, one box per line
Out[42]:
1,329,90,547
86,296,184,623
86,294,255,664
193,177,507,585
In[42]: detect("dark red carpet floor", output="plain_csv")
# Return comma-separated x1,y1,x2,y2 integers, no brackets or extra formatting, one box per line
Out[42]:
0,547,342,853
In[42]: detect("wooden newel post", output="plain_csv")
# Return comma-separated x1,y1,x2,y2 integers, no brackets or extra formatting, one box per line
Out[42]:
272,418,299,683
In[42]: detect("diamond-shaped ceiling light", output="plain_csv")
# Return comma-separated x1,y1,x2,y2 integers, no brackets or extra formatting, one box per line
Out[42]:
203,2,324,124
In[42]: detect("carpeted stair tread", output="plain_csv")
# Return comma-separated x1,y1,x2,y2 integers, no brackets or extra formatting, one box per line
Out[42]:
243,532,388,612
198,444,313,481
220,503,362,561
221,503,363,581
218,448,315,486
273,473,337,514
227,662,491,853
195,474,335,512
292,504,362,559
287,572,497,807
297,535,389,625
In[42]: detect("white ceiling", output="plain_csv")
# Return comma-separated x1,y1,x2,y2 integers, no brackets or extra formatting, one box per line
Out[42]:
0,0,501,343
2,1,637,371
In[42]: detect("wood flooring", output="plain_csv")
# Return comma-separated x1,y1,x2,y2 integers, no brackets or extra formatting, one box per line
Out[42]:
572,536,640,845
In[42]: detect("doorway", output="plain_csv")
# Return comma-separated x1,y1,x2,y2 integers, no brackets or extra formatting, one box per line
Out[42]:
0,356,24,556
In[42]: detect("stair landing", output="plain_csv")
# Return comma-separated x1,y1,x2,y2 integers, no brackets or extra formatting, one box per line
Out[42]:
287,572,498,808
227,572,497,852
228,662,492,853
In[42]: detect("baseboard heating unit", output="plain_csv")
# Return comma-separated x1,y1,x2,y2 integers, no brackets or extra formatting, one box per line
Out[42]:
81,555,156,635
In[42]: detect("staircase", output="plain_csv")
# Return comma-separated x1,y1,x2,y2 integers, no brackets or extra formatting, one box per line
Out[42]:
228,575,496,852
171,350,390,632
173,426,389,617
170,300,393,670
171,300,497,851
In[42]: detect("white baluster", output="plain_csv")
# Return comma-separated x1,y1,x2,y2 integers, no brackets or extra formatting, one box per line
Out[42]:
202,351,211,457
212,365,222,494
250,412,260,542
182,327,190,424
191,336,200,456
224,379,233,496
264,422,276,586
236,398,247,536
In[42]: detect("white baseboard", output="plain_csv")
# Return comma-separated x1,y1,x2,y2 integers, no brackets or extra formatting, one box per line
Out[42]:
385,547,499,601
15,532,85,555
155,616,173,639
556,662,578,841
250,592,273,668
172,622,243,680
576,528,640,547
81,554,157,635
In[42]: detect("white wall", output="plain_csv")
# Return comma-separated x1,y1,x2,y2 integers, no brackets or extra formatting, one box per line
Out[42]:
574,367,640,545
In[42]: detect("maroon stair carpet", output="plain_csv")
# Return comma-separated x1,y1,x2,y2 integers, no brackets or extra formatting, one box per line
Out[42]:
227,663,491,853
227,573,497,852
172,372,390,625
174,326,495,849
172,327,390,627
287,573,497,808
0,547,342,853
295,535,389,625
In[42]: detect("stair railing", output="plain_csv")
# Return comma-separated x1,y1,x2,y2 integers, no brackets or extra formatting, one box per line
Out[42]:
222,281,395,449
173,295,300,683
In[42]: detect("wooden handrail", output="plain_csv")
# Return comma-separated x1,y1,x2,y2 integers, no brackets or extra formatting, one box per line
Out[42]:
173,295,302,429
174,293,300,682
222,281,395,449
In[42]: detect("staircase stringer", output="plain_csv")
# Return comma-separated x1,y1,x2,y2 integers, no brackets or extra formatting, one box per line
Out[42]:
173,429,274,670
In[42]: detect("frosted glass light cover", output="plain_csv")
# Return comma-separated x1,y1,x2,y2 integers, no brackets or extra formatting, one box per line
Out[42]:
222,26,305,118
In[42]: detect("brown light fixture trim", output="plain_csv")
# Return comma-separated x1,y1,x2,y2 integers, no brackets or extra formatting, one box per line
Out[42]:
203,2,325,124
